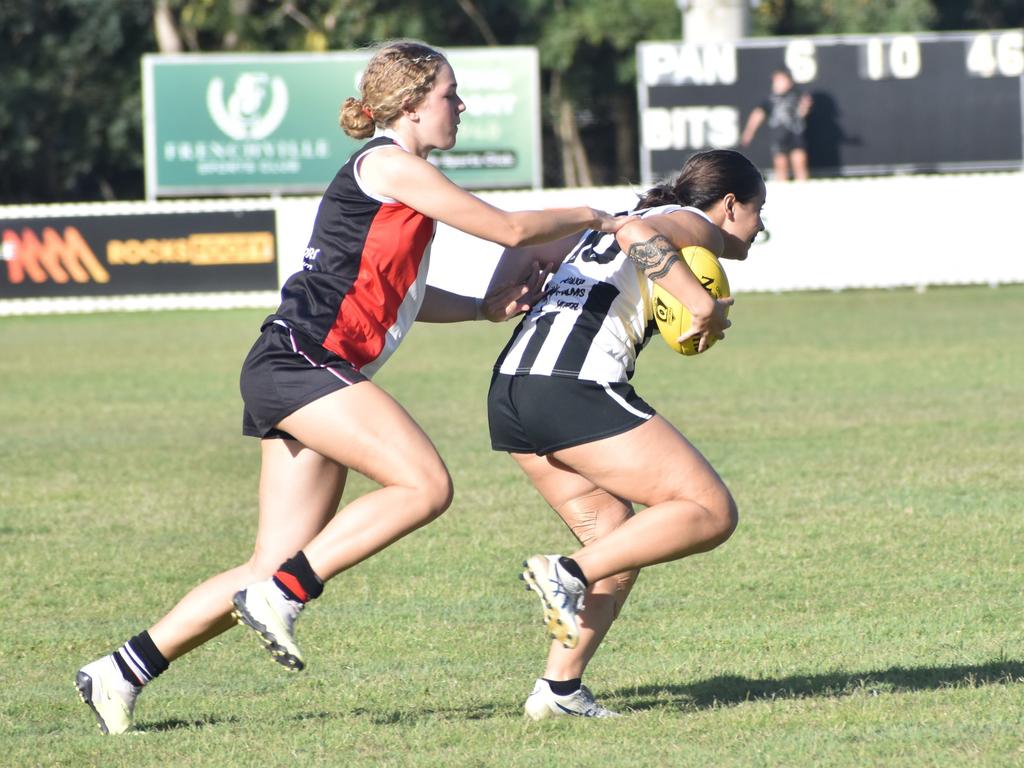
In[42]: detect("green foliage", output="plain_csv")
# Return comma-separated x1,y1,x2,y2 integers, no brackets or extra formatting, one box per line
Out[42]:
0,0,154,201
165,0,406,51
933,0,1024,30
753,0,938,35
1,285,1023,764
0,1,1021,202
534,0,679,80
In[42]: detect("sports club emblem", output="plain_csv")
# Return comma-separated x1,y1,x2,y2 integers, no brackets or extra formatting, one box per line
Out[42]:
206,72,289,140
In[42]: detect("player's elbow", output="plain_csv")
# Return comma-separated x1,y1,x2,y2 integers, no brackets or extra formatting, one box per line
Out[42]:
494,216,531,248
504,228,531,248
614,219,656,250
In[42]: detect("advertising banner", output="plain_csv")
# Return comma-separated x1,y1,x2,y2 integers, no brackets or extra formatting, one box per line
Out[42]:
143,47,541,197
0,210,277,299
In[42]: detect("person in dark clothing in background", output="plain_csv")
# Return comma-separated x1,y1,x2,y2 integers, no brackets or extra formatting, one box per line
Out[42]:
741,68,813,181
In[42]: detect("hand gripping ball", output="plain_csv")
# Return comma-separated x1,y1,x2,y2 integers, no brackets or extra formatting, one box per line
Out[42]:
651,246,731,356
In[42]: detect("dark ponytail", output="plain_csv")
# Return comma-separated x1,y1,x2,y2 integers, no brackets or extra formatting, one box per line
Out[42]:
637,149,763,211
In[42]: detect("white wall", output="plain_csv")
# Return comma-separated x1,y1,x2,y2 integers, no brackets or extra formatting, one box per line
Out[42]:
728,172,1024,292
2,171,1022,316
277,171,1024,297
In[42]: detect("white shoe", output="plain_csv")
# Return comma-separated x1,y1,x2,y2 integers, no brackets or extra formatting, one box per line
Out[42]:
523,679,620,720
232,580,305,671
520,555,586,649
75,655,141,735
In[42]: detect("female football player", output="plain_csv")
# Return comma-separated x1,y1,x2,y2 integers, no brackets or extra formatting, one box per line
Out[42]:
75,39,632,735
487,149,765,718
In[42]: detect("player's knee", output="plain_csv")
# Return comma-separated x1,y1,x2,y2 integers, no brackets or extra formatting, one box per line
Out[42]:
417,466,454,523
708,491,739,548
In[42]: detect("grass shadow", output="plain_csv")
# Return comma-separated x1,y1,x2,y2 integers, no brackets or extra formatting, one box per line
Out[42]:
132,705,505,734
613,659,1024,712
129,661,1023,729
343,700,510,725
138,714,240,732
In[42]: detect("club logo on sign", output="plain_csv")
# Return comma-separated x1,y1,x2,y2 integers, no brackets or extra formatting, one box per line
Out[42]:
206,72,289,140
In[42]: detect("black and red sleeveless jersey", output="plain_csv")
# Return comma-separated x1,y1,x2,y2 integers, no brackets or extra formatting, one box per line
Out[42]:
270,135,436,377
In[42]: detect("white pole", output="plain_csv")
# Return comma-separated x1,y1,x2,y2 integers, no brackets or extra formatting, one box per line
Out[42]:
677,0,752,43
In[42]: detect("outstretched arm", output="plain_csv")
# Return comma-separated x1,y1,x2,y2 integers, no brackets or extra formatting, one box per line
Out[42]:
485,232,580,298
360,148,633,247
417,259,551,323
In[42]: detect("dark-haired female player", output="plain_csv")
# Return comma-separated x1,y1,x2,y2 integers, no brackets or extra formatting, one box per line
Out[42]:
487,149,766,718
74,39,631,734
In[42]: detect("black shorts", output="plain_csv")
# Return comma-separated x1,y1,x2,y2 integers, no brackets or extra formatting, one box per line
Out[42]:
771,129,806,155
240,320,368,439
487,373,655,456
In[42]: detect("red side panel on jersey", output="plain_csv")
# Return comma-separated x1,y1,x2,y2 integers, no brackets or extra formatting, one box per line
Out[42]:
323,204,434,369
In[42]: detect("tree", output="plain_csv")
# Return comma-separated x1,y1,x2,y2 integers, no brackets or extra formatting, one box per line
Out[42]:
1,0,1020,202
932,0,1024,30
0,0,154,202
751,0,932,35
531,0,680,186
146,0,679,188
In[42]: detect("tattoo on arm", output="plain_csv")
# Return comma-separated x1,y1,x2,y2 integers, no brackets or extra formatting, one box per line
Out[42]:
647,253,680,281
626,235,679,280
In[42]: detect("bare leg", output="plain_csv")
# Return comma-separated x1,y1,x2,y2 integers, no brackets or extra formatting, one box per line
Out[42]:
772,152,790,181
513,453,638,681
149,439,345,660
275,381,453,580
549,415,738,584
790,148,810,180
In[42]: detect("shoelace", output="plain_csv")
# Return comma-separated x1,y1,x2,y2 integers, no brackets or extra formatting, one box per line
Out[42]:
562,687,609,717
577,687,614,716
550,573,585,612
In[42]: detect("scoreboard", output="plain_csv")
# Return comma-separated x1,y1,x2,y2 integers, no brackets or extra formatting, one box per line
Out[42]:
637,29,1023,183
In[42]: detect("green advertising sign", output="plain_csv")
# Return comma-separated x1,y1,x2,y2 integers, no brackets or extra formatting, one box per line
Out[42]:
142,48,541,198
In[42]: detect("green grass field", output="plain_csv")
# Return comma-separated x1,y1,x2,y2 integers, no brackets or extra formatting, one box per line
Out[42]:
2,284,1022,766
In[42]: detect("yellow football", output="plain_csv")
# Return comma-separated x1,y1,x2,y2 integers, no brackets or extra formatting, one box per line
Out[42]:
651,246,731,356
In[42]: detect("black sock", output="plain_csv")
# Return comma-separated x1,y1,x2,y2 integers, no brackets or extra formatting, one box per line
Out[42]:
272,550,324,603
558,556,589,588
113,630,169,687
545,677,582,696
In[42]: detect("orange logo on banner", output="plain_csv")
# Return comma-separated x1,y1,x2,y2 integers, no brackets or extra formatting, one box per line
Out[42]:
2,226,110,284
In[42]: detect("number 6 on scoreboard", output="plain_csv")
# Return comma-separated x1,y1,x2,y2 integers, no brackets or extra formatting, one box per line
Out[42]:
784,39,817,84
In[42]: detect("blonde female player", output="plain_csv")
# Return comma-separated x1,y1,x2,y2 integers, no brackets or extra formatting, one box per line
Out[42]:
74,40,632,735
487,149,765,718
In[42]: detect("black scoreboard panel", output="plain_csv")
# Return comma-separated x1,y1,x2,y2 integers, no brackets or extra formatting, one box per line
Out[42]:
637,30,1023,182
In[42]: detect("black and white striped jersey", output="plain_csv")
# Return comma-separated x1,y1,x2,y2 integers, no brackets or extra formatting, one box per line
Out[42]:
494,204,711,383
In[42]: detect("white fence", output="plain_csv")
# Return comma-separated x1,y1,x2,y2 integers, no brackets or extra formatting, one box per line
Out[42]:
2,171,1022,316
281,170,1024,296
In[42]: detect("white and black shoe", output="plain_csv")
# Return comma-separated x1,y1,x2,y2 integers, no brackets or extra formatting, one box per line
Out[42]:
520,554,586,649
523,678,620,720
75,655,141,735
232,580,305,671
